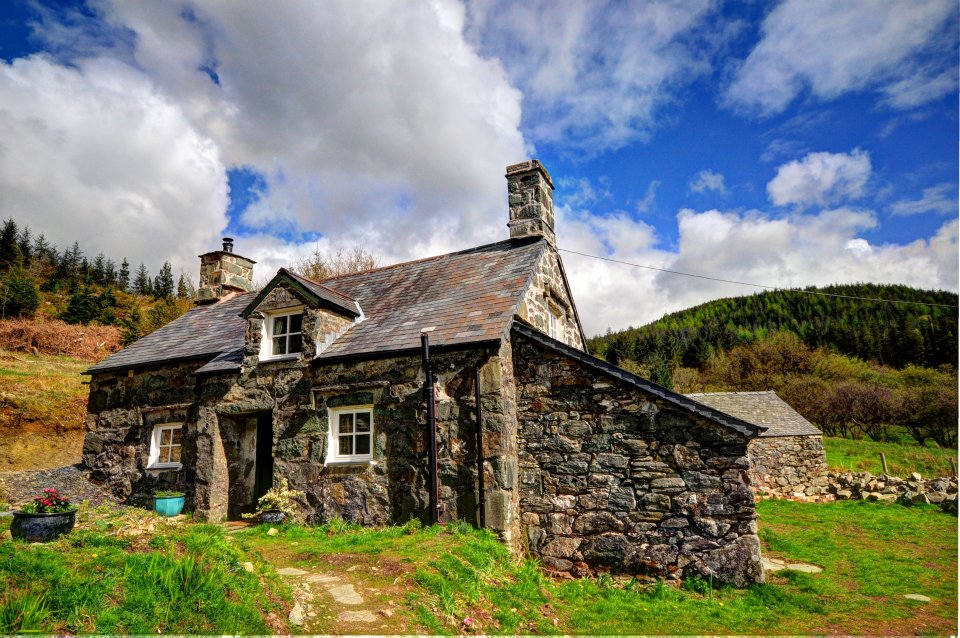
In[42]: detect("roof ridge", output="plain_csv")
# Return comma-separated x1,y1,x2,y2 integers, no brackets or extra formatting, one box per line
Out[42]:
314,237,543,284
685,390,777,396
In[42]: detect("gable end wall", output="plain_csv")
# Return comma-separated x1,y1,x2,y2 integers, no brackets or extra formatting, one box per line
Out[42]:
510,332,764,586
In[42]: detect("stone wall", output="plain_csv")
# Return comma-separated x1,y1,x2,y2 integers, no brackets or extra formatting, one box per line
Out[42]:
197,250,255,303
517,248,584,351
748,435,828,499
510,331,763,586
824,471,958,514
82,360,200,501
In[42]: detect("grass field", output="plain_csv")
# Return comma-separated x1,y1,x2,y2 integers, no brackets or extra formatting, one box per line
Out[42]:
824,435,957,477
1,498,956,635
0,350,89,470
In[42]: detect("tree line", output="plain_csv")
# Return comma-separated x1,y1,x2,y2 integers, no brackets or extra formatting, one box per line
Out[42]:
588,286,958,448
0,217,195,343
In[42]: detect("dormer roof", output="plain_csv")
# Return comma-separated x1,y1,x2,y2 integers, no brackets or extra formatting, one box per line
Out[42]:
240,268,361,319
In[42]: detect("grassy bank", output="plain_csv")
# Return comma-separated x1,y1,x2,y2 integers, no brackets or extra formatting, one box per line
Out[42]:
238,500,957,635
824,435,957,477
0,508,288,634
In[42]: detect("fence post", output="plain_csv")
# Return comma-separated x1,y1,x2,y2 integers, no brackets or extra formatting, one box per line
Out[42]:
879,452,888,475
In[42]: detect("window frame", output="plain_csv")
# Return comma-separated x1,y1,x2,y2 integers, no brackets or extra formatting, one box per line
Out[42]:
547,306,561,340
148,422,183,470
326,405,375,464
260,307,305,361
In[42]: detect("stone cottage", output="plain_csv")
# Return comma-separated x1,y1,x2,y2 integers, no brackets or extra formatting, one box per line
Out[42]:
83,160,765,585
685,391,827,499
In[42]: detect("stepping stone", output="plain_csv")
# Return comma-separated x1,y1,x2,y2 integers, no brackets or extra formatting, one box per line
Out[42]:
904,594,932,602
305,574,340,584
762,557,786,571
328,584,364,605
288,603,305,626
277,567,310,576
338,610,378,623
786,563,823,573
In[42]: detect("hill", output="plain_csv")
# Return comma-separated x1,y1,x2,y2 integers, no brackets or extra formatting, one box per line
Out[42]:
588,283,958,371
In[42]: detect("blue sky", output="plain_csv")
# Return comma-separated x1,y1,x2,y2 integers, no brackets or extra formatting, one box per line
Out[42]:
0,0,956,334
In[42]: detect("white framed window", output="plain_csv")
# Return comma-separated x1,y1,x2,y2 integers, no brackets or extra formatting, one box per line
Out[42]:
547,307,561,340
261,308,304,360
327,406,374,463
148,423,183,469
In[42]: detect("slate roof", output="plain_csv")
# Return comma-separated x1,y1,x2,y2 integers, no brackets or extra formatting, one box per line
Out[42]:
683,391,822,437
240,269,361,319
87,237,550,375
513,323,763,438
86,293,252,374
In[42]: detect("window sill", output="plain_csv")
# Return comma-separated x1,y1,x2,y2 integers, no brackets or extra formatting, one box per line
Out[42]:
147,463,183,471
259,354,302,364
325,459,376,466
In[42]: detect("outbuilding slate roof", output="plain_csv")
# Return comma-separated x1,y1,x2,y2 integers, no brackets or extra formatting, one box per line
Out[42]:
87,237,549,374
683,391,822,437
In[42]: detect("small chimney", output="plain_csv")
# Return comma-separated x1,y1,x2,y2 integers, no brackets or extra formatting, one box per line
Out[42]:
506,159,555,246
196,238,256,304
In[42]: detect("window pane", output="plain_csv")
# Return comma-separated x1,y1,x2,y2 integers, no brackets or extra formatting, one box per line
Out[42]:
273,337,286,355
355,412,371,432
339,435,353,455
169,445,181,462
289,313,303,333
339,413,353,433
288,333,302,353
355,434,370,455
273,316,287,334
171,428,182,444
161,429,171,446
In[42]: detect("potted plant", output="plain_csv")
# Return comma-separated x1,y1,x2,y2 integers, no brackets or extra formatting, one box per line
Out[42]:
153,490,186,517
242,478,303,523
11,488,77,542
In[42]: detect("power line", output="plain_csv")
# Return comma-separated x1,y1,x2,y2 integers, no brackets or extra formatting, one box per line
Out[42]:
557,247,959,309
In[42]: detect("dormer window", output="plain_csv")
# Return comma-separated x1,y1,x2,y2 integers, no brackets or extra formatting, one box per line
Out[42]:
262,308,303,359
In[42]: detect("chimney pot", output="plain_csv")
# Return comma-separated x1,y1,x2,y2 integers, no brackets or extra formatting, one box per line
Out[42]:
222,237,234,252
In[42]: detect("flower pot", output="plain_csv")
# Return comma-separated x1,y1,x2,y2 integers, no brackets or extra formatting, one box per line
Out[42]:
11,509,76,542
154,494,185,517
259,509,287,524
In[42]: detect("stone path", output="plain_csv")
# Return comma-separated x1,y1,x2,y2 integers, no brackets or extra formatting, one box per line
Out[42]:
269,551,396,633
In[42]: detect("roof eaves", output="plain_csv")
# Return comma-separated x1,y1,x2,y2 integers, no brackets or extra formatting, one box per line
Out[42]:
511,321,764,438
84,352,218,376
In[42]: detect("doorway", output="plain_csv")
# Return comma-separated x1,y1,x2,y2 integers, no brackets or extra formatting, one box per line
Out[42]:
222,411,274,520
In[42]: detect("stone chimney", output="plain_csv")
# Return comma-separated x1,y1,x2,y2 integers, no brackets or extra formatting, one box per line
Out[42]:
196,237,256,304
506,159,555,246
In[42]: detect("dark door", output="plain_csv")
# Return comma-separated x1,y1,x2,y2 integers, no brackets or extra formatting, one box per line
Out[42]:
254,412,274,501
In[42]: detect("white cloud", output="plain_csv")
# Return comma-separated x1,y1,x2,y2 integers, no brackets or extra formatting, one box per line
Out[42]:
0,55,227,275
465,0,720,152
559,203,956,335
767,149,872,207
889,182,958,216
688,169,726,195
34,0,528,269
724,0,957,116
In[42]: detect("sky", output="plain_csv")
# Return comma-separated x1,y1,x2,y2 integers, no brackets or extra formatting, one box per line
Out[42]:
0,0,956,336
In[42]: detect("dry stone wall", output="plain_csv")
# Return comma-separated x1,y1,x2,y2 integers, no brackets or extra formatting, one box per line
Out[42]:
510,331,764,586
825,471,958,514
748,436,828,499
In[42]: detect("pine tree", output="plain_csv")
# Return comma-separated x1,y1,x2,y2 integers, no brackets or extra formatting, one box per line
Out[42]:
16,226,31,268
92,253,107,286
153,261,174,299
118,258,130,292
0,265,39,318
133,263,152,295
177,274,189,299
105,259,117,288
0,218,19,270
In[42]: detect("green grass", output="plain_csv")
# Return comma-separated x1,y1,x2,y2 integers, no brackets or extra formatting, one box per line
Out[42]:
0,514,287,634
238,501,957,635
824,435,957,477
0,350,89,427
